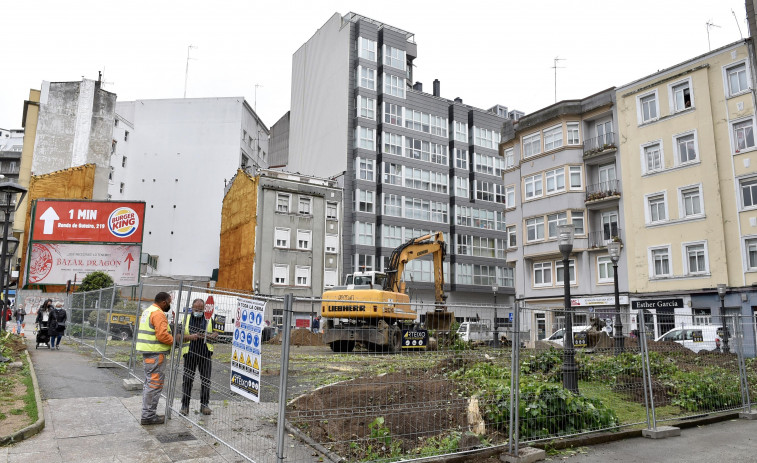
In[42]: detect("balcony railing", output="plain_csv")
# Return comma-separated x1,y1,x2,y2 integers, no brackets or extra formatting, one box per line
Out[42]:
586,179,621,202
583,132,617,156
588,227,622,249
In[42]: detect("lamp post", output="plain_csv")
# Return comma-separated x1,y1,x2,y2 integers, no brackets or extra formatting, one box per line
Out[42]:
558,224,578,393
608,241,623,355
0,181,26,333
492,285,499,348
717,284,729,354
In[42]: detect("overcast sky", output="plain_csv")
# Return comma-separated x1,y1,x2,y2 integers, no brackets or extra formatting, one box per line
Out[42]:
1,0,748,130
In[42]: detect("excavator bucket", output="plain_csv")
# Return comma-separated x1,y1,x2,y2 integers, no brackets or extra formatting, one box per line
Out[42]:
425,310,453,332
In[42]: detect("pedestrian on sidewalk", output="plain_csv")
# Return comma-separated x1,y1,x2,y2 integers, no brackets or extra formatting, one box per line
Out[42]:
36,299,53,347
13,304,25,335
180,298,217,416
49,302,67,349
136,292,200,425
312,315,320,334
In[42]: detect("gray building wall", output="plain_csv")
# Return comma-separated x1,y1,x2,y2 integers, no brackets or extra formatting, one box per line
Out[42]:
269,111,290,168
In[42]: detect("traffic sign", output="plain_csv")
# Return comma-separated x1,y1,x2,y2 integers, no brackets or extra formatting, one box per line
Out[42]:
204,295,215,320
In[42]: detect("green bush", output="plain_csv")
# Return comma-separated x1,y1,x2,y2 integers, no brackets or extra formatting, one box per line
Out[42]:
522,348,562,381
68,324,97,338
670,368,741,411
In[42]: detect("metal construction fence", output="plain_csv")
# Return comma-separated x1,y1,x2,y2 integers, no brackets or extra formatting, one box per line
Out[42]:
60,284,757,463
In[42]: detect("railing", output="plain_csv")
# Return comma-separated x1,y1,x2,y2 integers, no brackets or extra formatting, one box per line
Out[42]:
588,227,622,248
586,179,621,202
584,131,617,155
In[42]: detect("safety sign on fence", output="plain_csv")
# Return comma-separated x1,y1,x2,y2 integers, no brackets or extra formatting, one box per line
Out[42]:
230,297,265,403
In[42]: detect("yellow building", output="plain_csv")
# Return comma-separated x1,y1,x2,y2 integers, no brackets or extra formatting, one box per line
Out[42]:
616,40,757,347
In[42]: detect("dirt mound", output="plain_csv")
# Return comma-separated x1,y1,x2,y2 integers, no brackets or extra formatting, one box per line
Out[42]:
268,328,324,346
615,374,674,405
644,339,691,353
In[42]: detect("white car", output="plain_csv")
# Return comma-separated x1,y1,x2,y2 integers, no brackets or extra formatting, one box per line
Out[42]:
655,325,721,353
457,322,492,343
545,326,593,346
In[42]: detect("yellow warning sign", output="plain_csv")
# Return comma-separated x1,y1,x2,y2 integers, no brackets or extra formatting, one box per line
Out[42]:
253,358,259,370
233,351,238,362
246,355,252,367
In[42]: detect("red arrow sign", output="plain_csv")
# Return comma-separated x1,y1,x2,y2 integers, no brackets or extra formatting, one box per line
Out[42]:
204,295,215,320
124,253,134,271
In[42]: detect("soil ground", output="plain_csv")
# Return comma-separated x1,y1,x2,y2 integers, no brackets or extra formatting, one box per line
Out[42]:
0,335,33,437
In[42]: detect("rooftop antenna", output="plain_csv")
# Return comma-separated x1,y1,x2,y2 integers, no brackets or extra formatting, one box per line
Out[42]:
98,68,114,88
706,20,721,51
254,83,263,113
184,45,198,98
552,57,566,103
732,9,743,39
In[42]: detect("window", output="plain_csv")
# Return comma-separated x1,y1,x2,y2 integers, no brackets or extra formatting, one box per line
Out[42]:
455,149,469,169
383,194,402,216
671,81,692,112
357,66,376,90
273,265,289,285
454,121,468,142
109,166,114,180
647,193,667,223
124,131,129,142
355,127,375,150
505,185,515,208
356,189,374,213
355,222,374,245
567,122,580,145
430,115,447,137
382,132,403,155
474,127,499,149
357,95,376,120
383,45,405,70
639,92,658,123
555,259,576,284
740,178,757,208
455,176,469,198
382,225,402,248
507,226,516,248
276,193,290,212
114,119,119,127
405,109,429,132
571,211,585,235
526,217,545,242
324,269,338,288
569,166,582,189
504,148,515,168
643,143,663,173
122,156,127,168
601,211,619,241
747,238,757,269
358,37,377,61
650,246,671,278
456,235,471,255
355,254,374,272
524,174,543,199
297,230,312,250
119,182,125,194
533,262,552,286
522,132,541,157
298,197,312,215
545,168,565,194
325,234,338,253
543,125,563,151
383,162,402,185
384,73,405,98
676,133,698,164
597,256,614,283
684,242,708,275
733,119,755,152
384,103,403,126
693,308,711,326
547,212,568,238
726,63,748,96
326,202,338,219
430,143,448,165
680,185,703,218
357,157,375,180
295,266,311,286
405,137,430,161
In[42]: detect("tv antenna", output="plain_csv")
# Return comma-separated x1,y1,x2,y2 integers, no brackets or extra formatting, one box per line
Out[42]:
254,83,263,113
732,9,743,39
98,69,114,88
706,20,721,51
184,45,198,98
552,57,566,103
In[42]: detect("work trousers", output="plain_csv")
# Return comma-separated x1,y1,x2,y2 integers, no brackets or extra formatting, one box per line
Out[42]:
141,353,166,420
181,352,212,407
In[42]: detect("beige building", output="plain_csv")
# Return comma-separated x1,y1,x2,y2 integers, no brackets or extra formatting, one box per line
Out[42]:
616,40,757,350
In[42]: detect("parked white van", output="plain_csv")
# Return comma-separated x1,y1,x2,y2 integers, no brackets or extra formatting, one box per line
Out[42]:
545,326,593,346
655,325,721,353
457,322,492,343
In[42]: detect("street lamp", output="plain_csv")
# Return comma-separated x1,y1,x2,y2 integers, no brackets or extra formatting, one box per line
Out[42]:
608,241,623,355
558,223,578,393
717,284,729,354
0,181,26,333
492,285,499,348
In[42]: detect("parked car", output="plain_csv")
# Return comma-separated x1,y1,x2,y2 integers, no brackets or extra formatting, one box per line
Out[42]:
545,326,592,346
457,322,492,343
654,325,720,353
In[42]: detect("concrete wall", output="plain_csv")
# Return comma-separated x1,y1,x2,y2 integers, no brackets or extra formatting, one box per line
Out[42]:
268,111,290,168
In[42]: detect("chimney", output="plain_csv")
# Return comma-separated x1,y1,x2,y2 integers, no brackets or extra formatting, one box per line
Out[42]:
454,97,463,104
413,81,423,92
433,79,440,97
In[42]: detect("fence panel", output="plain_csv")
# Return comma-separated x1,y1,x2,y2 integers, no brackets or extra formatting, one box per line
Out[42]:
283,298,515,463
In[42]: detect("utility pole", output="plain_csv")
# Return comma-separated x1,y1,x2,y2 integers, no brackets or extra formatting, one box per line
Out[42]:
706,20,721,51
184,45,198,98
552,57,566,103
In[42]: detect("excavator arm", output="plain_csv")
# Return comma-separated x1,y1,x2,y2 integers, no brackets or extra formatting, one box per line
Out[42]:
385,232,447,304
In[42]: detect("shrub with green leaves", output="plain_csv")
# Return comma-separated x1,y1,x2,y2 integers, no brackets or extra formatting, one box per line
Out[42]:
670,368,741,411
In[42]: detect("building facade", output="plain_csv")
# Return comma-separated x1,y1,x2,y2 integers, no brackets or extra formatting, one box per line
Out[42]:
287,12,521,317
616,40,757,353
501,89,628,341
109,97,269,280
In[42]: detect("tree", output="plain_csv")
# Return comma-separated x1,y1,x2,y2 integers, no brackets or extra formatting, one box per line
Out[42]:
76,271,114,292
71,271,119,323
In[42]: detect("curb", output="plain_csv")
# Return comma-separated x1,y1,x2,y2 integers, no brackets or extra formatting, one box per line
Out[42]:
0,348,46,446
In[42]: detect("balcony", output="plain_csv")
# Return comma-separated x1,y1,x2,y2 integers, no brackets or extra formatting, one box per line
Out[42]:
583,132,617,158
588,227,622,249
585,180,621,205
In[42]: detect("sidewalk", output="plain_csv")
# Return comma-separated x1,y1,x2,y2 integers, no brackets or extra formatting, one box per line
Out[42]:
0,338,245,463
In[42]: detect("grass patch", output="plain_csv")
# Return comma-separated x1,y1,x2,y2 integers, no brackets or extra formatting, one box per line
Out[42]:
578,381,683,427
19,357,39,423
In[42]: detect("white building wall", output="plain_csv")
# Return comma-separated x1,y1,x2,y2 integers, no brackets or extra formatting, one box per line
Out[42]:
110,97,268,279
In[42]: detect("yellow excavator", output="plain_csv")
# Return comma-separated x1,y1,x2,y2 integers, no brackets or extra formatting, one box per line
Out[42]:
321,231,452,352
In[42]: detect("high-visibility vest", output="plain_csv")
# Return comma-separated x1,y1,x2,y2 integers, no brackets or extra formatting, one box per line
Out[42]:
135,305,172,353
181,314,214,356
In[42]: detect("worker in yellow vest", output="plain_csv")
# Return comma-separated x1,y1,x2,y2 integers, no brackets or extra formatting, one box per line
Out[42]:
136,292,200,425
180,298,217,416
